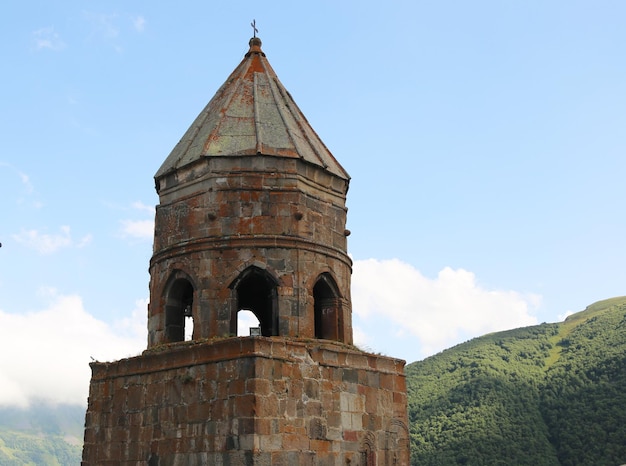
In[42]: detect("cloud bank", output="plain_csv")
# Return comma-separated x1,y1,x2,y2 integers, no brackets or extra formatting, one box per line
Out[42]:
0,291,146,407
352,258,540,361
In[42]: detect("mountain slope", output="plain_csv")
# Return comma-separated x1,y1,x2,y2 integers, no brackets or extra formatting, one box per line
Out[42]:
0,403,84,465
405,297,626,465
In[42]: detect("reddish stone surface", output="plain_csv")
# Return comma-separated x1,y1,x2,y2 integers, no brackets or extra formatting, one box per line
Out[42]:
148,157,353,347
82,338,409,465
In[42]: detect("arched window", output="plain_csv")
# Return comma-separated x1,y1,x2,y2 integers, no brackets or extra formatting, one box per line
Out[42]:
360,431,376,466
164,277,194,342
313,273,342,341
230,267,278,337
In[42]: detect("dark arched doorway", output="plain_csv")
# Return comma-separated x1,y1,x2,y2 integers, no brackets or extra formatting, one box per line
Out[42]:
313,273,342,342
230,267,278,337
164,277,194,342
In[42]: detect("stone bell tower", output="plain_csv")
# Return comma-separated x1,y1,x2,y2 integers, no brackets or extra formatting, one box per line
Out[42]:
148,36,353,346
82,36,409,465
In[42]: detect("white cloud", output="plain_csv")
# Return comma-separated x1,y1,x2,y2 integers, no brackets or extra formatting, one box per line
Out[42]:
12,226,92,254
558,310,574,321
1,162,40,207
133,16,146,32
119,201,155,240
32,27,66,51
352,326,371,353
0,291,146,407
84,12,119,39
237,310,260,336
82,11,124,52
17,172,33,194
114,298,149,340
77,234,93,248
82,12,147,52
352,258,540,361
131,200,155,214
120,219,154,240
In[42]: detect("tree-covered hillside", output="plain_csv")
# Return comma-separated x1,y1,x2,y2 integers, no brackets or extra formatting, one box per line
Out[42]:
406,296,626,465
0,403,83,465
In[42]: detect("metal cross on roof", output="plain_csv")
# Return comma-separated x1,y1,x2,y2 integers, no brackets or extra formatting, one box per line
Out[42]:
251,19,258,38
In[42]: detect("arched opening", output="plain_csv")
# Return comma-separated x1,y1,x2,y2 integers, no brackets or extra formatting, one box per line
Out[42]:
361,431,376,466
314,273,342,341
165,278,194,342
231,267,278,337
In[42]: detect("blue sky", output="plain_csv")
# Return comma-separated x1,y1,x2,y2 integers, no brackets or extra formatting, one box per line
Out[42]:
1,1,625,406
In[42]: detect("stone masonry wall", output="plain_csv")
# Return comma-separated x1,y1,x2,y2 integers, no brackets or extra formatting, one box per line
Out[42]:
82,337,409,465
148,156,353,347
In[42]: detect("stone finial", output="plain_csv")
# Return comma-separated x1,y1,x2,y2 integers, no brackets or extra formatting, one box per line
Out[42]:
248,36,263,55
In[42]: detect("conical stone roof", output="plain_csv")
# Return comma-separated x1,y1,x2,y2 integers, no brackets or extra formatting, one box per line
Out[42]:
155,37,349,181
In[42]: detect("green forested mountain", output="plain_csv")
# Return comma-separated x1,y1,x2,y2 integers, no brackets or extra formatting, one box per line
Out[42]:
0,403,83,465
406,296,626,466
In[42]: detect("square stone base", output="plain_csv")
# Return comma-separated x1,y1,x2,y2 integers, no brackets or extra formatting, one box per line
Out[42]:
82,337,409,465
